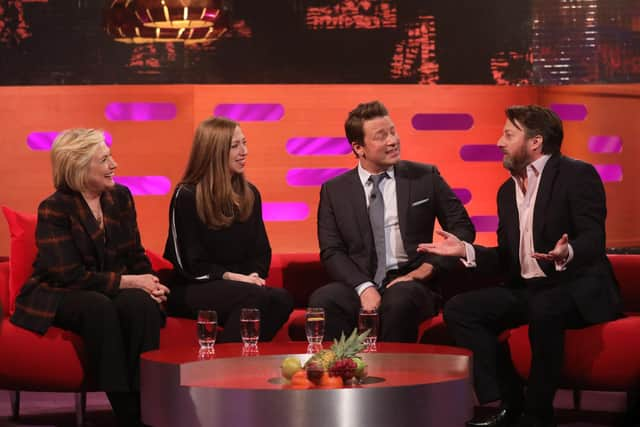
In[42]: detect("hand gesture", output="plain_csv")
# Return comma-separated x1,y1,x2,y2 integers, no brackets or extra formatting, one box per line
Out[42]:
417,230,465,257
532,233,569,263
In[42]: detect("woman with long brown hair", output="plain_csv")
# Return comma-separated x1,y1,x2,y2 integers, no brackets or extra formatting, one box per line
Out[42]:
164,117,293,342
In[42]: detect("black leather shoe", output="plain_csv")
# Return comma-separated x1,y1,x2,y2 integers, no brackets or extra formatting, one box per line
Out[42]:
465,407,522,427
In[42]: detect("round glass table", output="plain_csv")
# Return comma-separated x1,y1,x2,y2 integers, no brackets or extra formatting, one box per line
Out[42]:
141,342,473,427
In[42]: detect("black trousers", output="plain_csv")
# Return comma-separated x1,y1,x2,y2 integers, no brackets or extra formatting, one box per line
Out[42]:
53,288,163,392
308,279,437,342
443,281,585,421
167,280,294,343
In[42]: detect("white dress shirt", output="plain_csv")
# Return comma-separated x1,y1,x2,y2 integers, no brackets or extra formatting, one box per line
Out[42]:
355,162,409,295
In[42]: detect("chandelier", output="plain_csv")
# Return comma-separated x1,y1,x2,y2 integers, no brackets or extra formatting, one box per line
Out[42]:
104,0,228,44
134,0,222,29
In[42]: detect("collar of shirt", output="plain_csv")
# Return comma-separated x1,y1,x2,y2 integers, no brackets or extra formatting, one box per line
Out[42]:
511,154,551,189
357,162,395,189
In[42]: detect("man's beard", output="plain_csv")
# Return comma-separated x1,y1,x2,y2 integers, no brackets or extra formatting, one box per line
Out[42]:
502,145,529,174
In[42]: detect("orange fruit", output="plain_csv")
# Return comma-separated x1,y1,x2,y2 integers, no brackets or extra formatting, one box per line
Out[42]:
318,372,343,388
290,369,314,389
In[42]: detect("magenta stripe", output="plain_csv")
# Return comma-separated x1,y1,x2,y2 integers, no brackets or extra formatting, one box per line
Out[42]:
412,113,474,131
214,103,284,121
549,104,588,121
286,137,351,155
286,168,349,186
113,176,172,195
105,103,177,121
594,164,623,182
460,145,502,162
262,202,309,221
27,131,113,150
588,136,622,154
452,188,472,205
471,215,499,232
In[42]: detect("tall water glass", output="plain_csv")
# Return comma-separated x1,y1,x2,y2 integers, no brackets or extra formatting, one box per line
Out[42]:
305,307,325,346
240,308,260,348
358,308,379,351
197,310,218,349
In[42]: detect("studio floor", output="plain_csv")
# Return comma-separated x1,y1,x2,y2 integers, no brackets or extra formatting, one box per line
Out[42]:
0,388,636,427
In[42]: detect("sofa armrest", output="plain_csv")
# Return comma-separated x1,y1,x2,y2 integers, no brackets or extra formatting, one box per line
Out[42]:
0,261,10,318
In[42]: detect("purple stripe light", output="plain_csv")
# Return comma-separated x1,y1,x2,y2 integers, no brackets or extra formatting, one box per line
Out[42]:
214,103,284,122
460,145,503,162
411,113,474,131
27,131,113,150
286,168,349,186
471,215,499,232
262,202,309,221
286,137,351,156
113,176,172,195
549,104,587,121
452,188,472,205
105,103,177,121
594,164,623,182
588,136,622,154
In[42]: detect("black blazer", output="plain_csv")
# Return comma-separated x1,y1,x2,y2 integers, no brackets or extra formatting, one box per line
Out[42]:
318,160,475,289
474,155,622,324
11,184,154,334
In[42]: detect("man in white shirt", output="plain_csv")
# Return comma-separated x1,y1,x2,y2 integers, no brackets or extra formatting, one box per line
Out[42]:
419,105,622,427
312,100,475,342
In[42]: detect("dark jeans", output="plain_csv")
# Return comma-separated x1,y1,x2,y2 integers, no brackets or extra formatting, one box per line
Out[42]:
167,279,294,343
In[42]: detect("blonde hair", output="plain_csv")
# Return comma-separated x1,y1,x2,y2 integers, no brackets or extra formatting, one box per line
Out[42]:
181,117,254,229
51,128,106,192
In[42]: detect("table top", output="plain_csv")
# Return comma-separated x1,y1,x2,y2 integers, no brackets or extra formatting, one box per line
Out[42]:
142,341,471,364
141,342,472,390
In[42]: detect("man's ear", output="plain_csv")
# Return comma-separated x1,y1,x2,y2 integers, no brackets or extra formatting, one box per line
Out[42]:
531,135,543,152
352,142,364,158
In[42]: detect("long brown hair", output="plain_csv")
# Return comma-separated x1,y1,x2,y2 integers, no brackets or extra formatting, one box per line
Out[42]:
180,117,254,229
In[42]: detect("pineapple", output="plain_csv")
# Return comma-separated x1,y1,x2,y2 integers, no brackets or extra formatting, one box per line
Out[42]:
327,329,369,380
305,349,336,370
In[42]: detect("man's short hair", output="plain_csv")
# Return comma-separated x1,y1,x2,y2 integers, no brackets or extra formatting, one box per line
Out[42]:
505,105,563,155
345,101,389,149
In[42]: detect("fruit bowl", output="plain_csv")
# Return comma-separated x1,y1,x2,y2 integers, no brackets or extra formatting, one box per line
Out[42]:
279,330,370,389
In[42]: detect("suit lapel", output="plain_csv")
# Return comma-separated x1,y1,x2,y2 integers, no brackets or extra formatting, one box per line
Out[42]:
533,155,560,242
502,179,520,261
346,168,372,246
74,192,106,270
394,161,410,246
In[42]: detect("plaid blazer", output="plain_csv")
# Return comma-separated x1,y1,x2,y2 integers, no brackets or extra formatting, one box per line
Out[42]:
11,184,153,334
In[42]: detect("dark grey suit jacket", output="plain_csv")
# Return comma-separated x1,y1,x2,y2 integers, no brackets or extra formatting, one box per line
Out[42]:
317,160,475,289
474,155,622,324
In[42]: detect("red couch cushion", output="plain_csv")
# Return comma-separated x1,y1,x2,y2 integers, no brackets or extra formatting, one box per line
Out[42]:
1,207,37,316
508,316,640,390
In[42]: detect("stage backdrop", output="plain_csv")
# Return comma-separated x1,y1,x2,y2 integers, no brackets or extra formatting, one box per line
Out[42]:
0,84,638,256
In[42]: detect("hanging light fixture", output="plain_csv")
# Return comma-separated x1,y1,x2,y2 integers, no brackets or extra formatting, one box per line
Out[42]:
104,0,228,44
133,0,223,29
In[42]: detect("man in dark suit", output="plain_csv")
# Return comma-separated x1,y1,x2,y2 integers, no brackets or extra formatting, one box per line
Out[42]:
310,100,475,342
419,105,622,427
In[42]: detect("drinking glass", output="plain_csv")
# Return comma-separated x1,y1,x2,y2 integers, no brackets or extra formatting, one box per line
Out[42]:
240,308,260,348
358,308,379,351
305,307,325,346
197,310,218,349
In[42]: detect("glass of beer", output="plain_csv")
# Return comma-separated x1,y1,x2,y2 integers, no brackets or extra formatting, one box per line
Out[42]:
305,307,325,352
240,308,261,349
358,308,379,351
197,310,218,350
